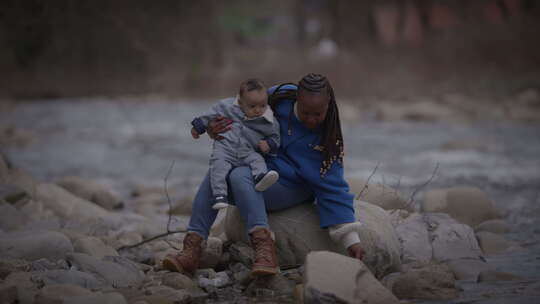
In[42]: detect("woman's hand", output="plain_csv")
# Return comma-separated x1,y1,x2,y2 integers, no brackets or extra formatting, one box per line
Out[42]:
191,127,200,139
207,116,233,140
258,140,270,153
347,243,365,261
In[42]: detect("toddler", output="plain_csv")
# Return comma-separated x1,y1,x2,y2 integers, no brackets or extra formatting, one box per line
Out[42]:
191,79,280,210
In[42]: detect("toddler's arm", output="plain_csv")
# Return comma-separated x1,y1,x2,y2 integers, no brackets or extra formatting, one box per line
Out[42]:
191,99,232,135
261,120,280,154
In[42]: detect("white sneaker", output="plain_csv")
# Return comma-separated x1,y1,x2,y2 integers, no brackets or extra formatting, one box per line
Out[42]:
254,170,279,191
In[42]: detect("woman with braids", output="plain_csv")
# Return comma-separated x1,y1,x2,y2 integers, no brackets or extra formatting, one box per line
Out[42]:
163,73,365,277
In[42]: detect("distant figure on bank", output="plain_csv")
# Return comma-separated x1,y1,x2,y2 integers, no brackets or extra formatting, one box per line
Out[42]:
190,78,280,210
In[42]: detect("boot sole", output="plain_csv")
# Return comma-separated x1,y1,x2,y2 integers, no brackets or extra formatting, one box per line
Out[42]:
255,171,279,191
251,266,280,276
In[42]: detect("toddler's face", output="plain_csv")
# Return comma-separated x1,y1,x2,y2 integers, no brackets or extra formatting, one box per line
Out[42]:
239,90,268,118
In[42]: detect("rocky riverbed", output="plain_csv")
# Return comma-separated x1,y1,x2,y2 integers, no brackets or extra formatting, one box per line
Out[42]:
1,97,540,303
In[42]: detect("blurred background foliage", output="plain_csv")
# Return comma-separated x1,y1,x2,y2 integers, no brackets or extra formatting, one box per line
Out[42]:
0,0,539,100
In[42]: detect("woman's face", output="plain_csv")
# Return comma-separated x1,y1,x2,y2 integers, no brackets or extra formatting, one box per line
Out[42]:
297,92,329,129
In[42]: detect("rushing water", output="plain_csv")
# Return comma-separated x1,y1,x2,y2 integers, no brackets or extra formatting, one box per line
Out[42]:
2,98,540,302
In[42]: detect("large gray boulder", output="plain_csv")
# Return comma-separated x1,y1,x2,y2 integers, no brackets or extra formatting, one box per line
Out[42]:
31,269,106,289
56,176,123,210
225,200,401,278
73,236,119,258
475,219,511,234
476,231,518,255
394,212,483,264
304,251,399,304
0,230,74,261
347,177,410,211
66,253,145,288
421,186,500,227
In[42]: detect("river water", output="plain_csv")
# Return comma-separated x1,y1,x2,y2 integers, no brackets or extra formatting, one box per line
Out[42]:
1,98,540,303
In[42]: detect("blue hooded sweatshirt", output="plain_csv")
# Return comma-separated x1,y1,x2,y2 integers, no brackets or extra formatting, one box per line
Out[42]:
266,84,355,228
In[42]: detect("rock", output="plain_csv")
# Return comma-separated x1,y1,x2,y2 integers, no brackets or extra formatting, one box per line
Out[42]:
421,186,499,227
31,269,106,289
394,213,483,263
6,168,37,198
245,273,295,298
35,283,92,303
142,285,191,304
0,230,74,261
63,292,127,304
67,253,145,288
197,271,231,289
194,268,217,279
0,184,29,204
475,219,511,234
445,258,492,281
478,270,522,282
3,272,40,304
199,237,222,269
304,251,399,304
0,284,17,304
30,258,69,271
228,242,254,267
35,183,113,222
0,202,28,231
476,231,518,255
0,154,8,183
383,262,458,300
394,213,432,263
428,213,483,262
73,236,119,258
0,258,30,279
57,176,123,210
170,196,193,215
161,272,198,290
225,200,401,278
347,178,409,211
230,262,252,285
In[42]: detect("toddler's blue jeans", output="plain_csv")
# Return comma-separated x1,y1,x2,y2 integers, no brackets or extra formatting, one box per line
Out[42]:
187,166,313,239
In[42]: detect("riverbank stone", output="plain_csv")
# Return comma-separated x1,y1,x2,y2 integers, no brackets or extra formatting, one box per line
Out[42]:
0,230,74,261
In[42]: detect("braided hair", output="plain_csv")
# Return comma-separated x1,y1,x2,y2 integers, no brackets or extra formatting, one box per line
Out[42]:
269,73,344,177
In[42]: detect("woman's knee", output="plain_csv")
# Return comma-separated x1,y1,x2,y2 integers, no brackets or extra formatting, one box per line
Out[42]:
227,166,254,185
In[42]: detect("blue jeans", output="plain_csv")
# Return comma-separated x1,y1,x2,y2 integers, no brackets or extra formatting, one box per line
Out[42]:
187,166,314,239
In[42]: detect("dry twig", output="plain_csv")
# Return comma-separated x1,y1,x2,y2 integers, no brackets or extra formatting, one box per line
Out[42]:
356,162,380,200
403,163,439,210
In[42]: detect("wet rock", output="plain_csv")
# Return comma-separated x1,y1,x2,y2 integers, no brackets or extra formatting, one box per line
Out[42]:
67,253,145,288
0,230,74,261
383,262,458,300
476,231,518,255
445,258,492,281
245,273,295,298
477,270,522,282
57,176,123,210
0,258,30,279
31,269,106,289
348,178,409,211
161,272,198,290
394,213,432,263
304,251,399,304
197,271,231,289
421,186,500,227
226,200,401,279
0,202,28,231
199,237,223,269
475,219,511,234
34,283,92,303
73,236,119,258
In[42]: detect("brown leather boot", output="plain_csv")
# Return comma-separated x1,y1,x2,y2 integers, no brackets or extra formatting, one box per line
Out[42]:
162,232,203,276
249,227,279,276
